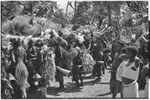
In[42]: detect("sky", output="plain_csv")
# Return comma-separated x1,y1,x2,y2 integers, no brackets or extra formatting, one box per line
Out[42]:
56,0,74,13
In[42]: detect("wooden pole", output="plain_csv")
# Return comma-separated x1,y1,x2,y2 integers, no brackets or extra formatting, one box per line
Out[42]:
108,2,111,26
66,1,69,14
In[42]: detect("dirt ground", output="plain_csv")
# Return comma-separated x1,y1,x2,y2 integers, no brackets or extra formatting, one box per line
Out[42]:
45,69,146,99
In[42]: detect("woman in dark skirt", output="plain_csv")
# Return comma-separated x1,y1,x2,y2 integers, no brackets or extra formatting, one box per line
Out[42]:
110,40,125,98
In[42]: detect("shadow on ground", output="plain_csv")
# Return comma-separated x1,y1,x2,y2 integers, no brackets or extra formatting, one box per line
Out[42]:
27,88,46,99
98,92,112,96
47,87,61,96
47,84,82,96
63,86,83,93
96,82,110,84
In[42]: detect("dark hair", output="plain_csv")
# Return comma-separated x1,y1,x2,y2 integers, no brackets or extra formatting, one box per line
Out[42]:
142,41,149,60
10,38,19,48
28,39,33,46
34,39,43,47
38,78,46,87
121,47,127,53
126,46,138,57
117,40,125,47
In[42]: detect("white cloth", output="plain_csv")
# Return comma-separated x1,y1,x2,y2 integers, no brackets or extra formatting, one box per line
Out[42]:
76,34,84,43
9,73,16,81
143,63,149,98
122,60,139,81
82,53,95,73
116,60,126,82
121,60,140,98
123,82,139,98
116,60,140,98
144,77,149,98
12,51,16,63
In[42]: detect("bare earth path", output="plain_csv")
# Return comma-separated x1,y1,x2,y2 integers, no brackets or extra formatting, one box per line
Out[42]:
46,69,146,99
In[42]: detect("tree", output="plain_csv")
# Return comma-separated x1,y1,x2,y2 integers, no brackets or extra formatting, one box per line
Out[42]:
126,1,148,14
1,1,23,22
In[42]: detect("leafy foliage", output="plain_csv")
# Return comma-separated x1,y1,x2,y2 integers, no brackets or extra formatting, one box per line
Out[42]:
1,1,148,44
126,1,148,14
1,1,22,22
1,1,69,25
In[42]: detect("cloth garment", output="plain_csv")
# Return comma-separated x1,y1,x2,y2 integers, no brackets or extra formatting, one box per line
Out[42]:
144,77,148,98
110,52,123,93
82,53,95,73
110,78,123,94
117,59,140,98
72,65,83,82
15,58,29,88
122,60,139,81
116,60,127,82
41,49,56,82
111,52,122,79
12,51,16,63
123,82,139,98
143,63,149,98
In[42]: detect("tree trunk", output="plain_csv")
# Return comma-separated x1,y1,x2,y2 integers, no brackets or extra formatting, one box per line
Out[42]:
71,1,77,24
74,1,77,24
116,14,121,40
66,1,69,14
107,2,111,26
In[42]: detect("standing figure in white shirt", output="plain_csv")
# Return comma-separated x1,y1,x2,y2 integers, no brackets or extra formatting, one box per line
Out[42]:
116,46,140,98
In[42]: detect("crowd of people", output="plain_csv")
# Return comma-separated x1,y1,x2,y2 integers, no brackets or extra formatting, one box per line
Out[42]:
1,15,149,99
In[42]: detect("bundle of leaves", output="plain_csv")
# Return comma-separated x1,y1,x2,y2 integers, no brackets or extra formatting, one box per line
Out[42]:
2,15,33,35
